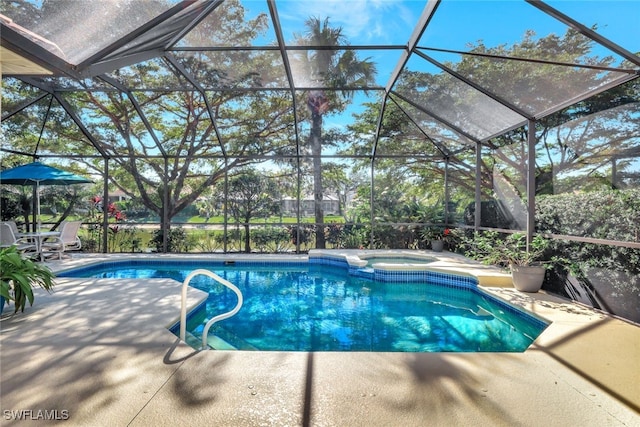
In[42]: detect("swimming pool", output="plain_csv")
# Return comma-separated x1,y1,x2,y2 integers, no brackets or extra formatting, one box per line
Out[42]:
60,259,547,352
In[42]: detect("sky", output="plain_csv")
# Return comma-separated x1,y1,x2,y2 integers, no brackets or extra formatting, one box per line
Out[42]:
272,0,639,51
266,0,640,140
267,1,639,115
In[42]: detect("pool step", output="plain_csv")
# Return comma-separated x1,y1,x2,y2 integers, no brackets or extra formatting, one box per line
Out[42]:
213,327,259,350
182,330,203,349
182,329,238,350
207,335,237,350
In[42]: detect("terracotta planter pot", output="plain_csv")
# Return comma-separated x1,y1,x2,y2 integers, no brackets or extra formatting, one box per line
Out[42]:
510,264,545,293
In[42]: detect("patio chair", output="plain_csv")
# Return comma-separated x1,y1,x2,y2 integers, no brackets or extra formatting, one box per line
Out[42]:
0,222,37,256
58,220,83,251
39,220,83,261
39,235,64,261
5,220,22,236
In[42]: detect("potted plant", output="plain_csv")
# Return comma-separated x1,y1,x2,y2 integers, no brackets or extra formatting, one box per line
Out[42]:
464,231,551,292
421,226,451,252
0,246,55,314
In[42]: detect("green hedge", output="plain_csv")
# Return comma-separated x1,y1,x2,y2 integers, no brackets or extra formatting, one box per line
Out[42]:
536,188,639,323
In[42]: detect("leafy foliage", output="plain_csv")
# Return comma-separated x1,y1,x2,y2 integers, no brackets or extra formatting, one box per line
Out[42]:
324,223,369,249
195,231,224,253
536,188,639,321
537,189,640,244
341,225,369,249
226,169,280,253
462,231,551,268
287,225,315,251
251,227,292,253
0,246,55,313
151,227,191,253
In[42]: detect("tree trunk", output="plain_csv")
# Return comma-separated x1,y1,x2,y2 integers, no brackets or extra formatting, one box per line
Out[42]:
20,197,31,232
51,191,80,231
311,113,325,249
159,207,169,252
244,223,251,253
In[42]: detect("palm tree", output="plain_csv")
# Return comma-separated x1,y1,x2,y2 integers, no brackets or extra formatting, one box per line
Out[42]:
296,17,377,248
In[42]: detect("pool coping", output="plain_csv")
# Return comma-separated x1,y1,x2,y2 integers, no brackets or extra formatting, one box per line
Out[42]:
54,249,513,286
1,251,638,426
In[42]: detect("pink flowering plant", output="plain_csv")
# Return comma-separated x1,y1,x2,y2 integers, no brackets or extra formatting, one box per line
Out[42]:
87,196,132,252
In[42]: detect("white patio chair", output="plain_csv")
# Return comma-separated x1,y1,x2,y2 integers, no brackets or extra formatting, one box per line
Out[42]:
5,220,22,236
39,236,64,261
0,222,38,256
58,220,83,251
39,220,83,261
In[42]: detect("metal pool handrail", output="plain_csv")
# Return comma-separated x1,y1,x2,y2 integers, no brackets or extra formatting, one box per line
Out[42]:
179,268,244,350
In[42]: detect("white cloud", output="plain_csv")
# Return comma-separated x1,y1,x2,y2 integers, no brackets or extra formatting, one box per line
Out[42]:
277,0,421,44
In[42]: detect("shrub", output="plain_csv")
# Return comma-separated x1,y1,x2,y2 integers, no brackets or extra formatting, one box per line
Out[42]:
462,231,552,268
196,231,224,252
251,227,292,253
536,188,640,323
342,226,369,249
151,227,190,253
288,225,314,251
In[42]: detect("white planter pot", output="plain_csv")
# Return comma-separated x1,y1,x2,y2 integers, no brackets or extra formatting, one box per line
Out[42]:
510,264,546,293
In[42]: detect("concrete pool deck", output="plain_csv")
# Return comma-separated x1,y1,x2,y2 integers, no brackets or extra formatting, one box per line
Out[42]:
0,252,638,426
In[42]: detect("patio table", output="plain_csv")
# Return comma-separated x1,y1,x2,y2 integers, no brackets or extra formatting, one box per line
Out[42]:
20,231,61,261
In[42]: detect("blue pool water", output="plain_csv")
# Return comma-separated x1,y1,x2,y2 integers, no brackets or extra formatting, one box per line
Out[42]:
60,260,548,352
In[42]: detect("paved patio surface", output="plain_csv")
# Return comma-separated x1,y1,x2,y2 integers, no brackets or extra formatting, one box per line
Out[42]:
1,253,638,426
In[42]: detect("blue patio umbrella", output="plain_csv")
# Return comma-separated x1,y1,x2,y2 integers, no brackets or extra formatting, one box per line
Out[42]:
0,161,93,231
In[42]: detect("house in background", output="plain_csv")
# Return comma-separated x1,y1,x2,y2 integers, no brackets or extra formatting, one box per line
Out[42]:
109,189,131,203
281,194,340,217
